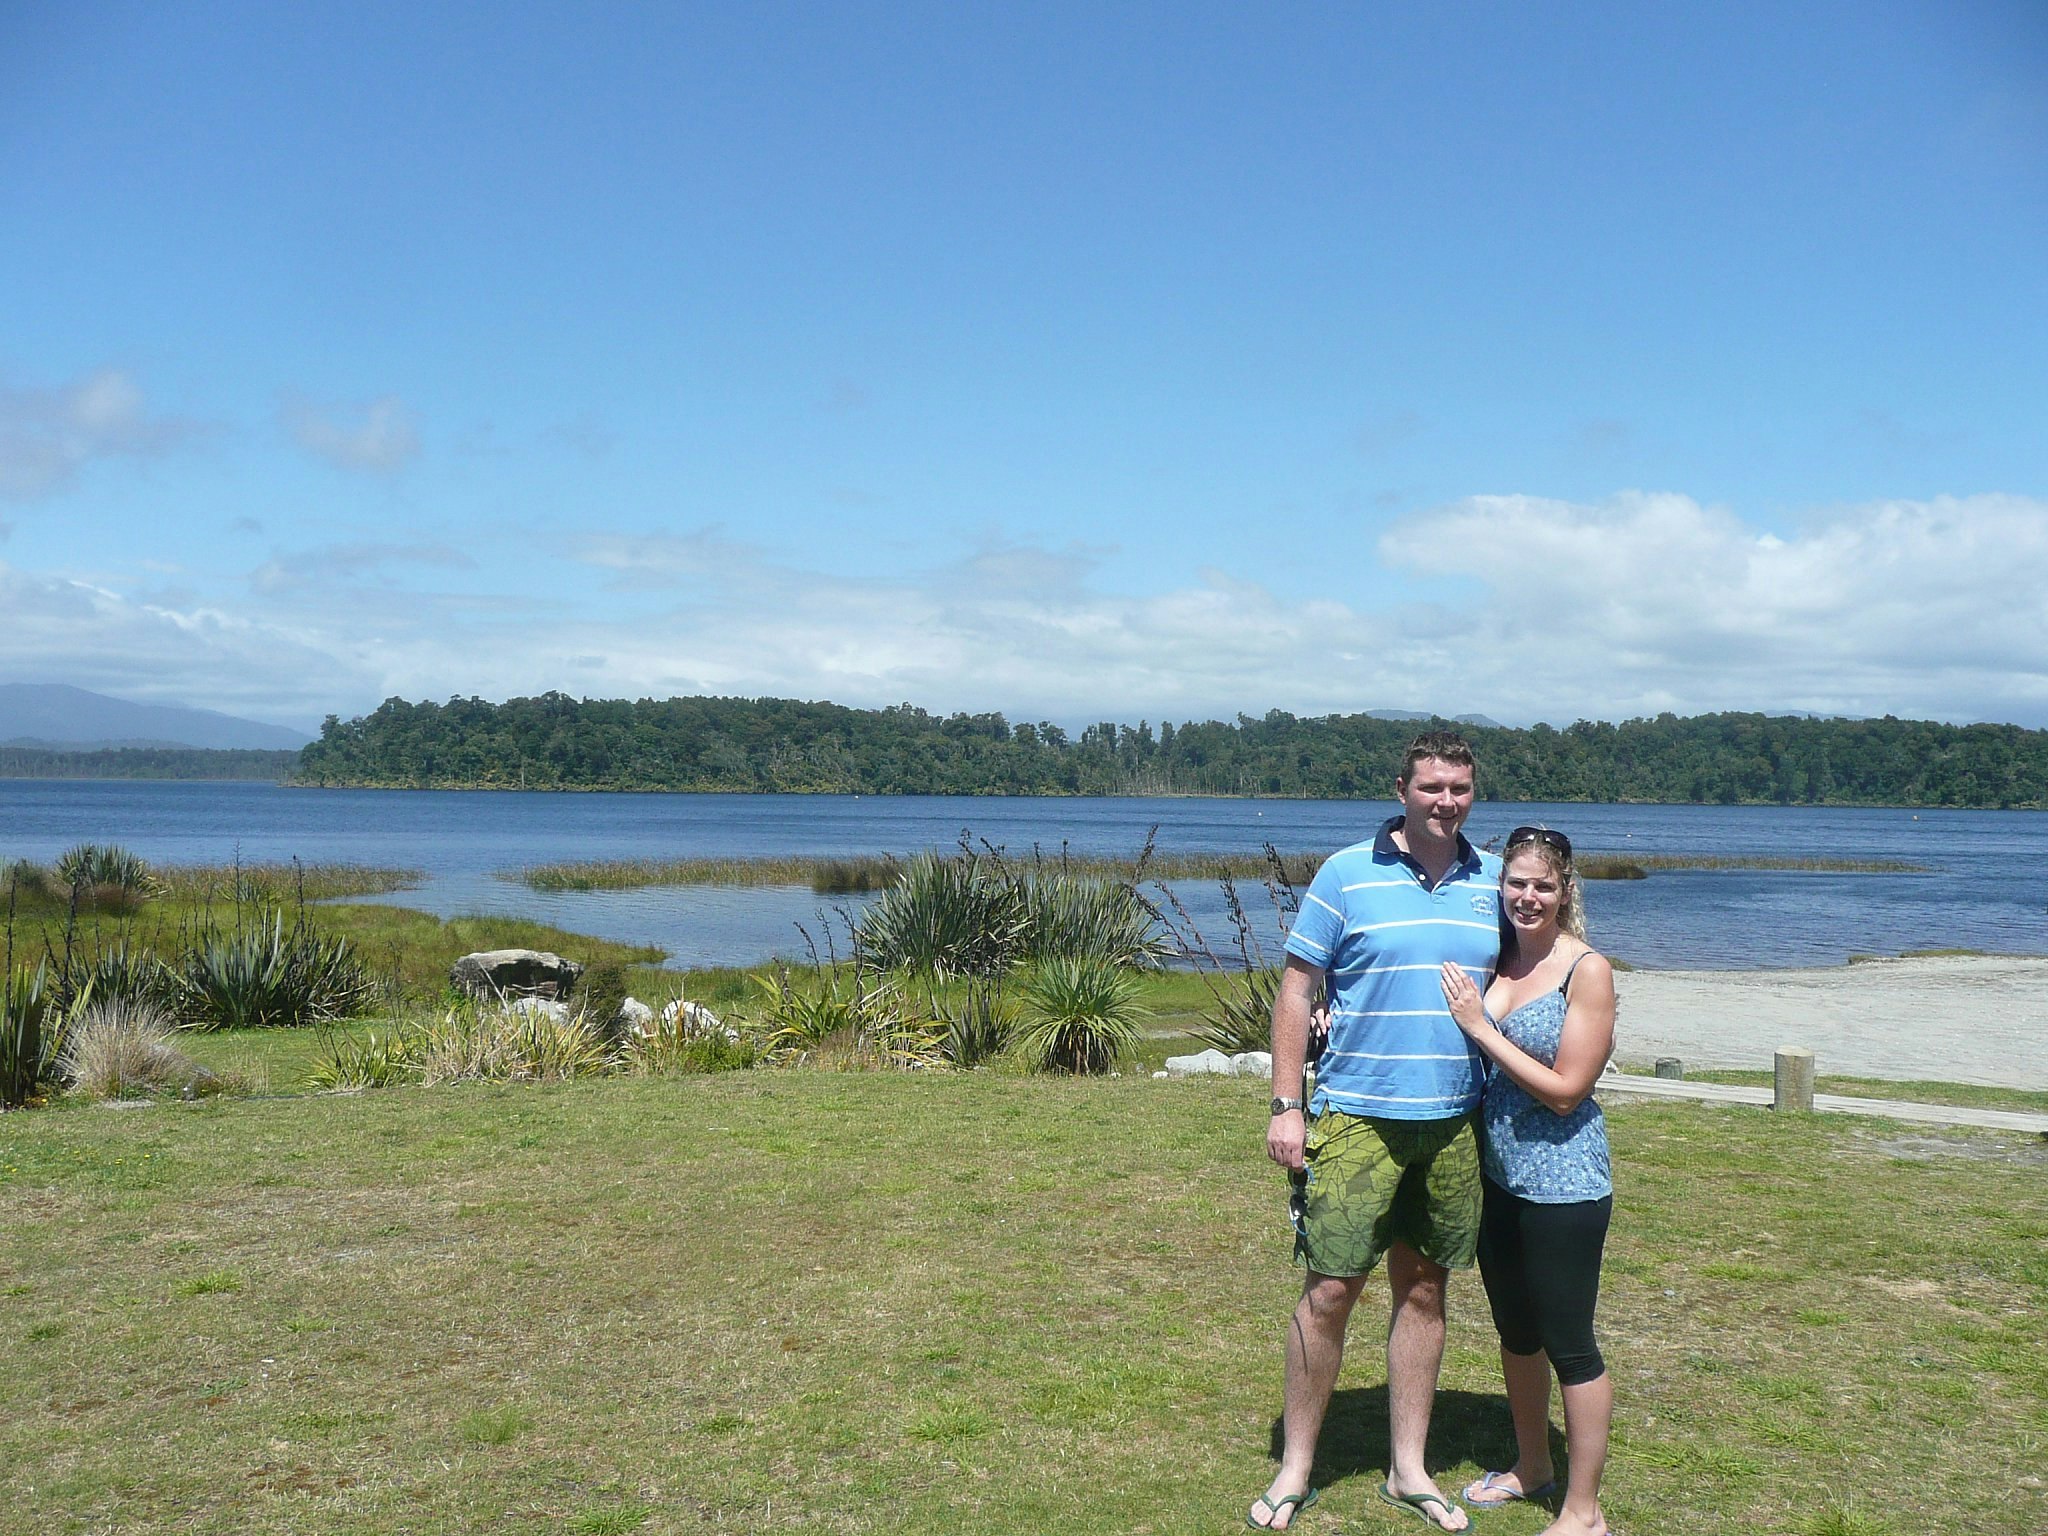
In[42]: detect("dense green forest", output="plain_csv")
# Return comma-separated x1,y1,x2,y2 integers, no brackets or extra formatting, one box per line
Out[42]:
0,746,300,781
291,694,2048,807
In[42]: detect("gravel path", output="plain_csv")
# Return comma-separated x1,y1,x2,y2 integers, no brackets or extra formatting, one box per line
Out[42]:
1612,955,2048,1089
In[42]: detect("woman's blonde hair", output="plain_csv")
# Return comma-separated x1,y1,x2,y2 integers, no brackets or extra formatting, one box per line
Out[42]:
1502,832,1587,943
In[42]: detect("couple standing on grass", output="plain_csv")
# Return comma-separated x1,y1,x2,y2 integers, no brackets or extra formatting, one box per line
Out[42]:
1247,731,1618,1536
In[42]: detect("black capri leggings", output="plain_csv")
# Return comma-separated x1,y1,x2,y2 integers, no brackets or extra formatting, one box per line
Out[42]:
1476,1175,1611,1386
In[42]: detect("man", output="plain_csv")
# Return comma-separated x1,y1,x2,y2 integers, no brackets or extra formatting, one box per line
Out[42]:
1247,731,1501,1533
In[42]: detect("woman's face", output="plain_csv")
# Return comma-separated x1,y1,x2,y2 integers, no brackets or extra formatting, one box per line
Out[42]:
1501,849,1564,940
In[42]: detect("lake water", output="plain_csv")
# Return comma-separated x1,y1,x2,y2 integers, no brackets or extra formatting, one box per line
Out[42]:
2,781,2043,971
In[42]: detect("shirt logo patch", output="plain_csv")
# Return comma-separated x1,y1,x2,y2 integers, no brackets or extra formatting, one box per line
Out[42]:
1469,891,1497,918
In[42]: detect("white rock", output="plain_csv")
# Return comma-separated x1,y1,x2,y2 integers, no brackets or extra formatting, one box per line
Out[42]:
618,997,656,1034
504,996,569,1023
1231,1051,1274,1078
1164,1048,1234,1077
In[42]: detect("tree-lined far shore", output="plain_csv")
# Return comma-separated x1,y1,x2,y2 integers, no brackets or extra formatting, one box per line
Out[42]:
287,694,2048,808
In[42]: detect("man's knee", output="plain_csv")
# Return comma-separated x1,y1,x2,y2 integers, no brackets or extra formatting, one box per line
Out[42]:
1386,1242,1449,1317
1299,1270,1367,1329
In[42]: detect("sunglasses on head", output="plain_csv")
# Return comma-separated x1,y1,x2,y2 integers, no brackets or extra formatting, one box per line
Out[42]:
1505,825,1572,858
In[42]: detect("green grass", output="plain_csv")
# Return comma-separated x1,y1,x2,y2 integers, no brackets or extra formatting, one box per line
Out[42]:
0,1073,2040,1535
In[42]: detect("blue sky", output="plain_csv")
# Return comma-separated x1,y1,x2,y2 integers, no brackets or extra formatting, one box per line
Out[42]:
3,0,2045,732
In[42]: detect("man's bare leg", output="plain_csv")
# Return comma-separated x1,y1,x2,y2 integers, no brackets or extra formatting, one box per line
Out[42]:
1248,1269,1366,1530
1382,1241,1468,1531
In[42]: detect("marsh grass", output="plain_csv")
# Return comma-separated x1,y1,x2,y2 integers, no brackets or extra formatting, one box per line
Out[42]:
1578,853,1923,879
0,1080,2038,1534
514,848,1330,892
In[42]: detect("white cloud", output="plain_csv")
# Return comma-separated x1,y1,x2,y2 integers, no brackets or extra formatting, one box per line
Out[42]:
0,370,204,501
0,562,376,724
282,393,420,474
6,492,2047,732
1379,491,2048,725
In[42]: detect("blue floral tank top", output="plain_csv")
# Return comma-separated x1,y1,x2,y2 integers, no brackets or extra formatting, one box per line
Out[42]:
1480,957,1611,1202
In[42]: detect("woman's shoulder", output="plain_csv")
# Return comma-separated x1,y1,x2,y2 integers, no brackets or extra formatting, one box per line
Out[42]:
1562,944,1615,997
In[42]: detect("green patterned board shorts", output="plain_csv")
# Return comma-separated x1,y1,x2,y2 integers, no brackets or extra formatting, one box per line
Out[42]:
1294,1109,1482,1277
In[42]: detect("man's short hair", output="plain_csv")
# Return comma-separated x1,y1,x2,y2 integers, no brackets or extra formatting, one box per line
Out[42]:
1400,729,1476,782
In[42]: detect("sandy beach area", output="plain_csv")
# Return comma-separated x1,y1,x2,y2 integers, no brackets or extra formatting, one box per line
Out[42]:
1613,955,2048,1090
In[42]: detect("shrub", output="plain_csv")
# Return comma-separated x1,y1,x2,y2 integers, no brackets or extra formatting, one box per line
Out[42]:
180,909,373,1030
416,1002,611,1084
574,961,632,1041
628,997,756,1074
64,940,180,1013
55,843,163,899
1012,959,1147,1075
1,963,67,1109
853,853,1025,978
1192,963,1281,1055
305,1025,424,1091
1017,873,1171,970
62,997,219,1100
753,966,944,1070
925,977,1016,1068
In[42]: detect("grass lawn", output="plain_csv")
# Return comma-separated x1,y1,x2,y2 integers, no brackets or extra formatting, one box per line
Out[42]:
2,1065,2042,1535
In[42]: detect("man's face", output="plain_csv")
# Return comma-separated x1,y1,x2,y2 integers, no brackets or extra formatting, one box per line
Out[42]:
1396,756,1475,842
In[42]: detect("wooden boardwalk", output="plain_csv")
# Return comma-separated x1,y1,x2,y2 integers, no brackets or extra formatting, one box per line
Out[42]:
1599,1073,2048,1136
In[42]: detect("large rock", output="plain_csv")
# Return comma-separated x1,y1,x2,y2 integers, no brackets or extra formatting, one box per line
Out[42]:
1231,1051,1274,1078
617,997,656,1035
450,949,583,1000
1164,1048,1235,1077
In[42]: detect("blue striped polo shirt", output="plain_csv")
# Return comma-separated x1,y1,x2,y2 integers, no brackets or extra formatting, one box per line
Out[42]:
1284,816,1503,1120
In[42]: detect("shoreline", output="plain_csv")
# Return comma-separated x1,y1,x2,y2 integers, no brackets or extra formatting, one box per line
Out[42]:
1611,954,2048,1090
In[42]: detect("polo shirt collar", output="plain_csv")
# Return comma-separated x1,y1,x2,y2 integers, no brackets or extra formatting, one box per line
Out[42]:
1371,813,1480,879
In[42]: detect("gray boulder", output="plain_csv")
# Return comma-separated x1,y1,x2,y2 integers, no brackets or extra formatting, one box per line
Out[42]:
1164,1048,1235,1077
1231,1051,1274,1078
617,997,656,1035
451,948,583,1000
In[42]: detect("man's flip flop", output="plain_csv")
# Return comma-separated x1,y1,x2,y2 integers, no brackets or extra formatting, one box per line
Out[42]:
1377,1484,1466,1530
1462,1470,1557,1509
1246,1487,1319,1529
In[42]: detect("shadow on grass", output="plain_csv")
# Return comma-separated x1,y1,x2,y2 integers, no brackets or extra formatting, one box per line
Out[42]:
1266,1385,1568,1501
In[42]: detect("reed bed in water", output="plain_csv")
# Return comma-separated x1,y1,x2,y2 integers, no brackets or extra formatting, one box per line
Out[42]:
514,850,1331,893
1576,853,1924,880
519,850,1922,892
156,862,423,901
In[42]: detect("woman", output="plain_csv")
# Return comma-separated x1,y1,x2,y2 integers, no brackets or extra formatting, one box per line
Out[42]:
1439,826,1616,1536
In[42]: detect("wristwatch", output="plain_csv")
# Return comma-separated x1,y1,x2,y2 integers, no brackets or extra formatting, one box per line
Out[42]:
1269,1096,1304,1116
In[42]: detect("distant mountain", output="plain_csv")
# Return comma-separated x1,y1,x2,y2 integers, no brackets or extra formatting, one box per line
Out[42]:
1366,708,1506,729
0,684,311,752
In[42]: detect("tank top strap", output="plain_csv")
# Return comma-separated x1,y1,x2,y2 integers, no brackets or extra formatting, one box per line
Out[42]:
1558,949,1590,999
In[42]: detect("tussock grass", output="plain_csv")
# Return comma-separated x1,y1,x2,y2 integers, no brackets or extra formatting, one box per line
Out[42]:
0,1078,2038,1534
61,998,220,1100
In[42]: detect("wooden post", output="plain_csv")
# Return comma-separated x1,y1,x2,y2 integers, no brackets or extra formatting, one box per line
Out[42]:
1774,1047,1815,1112
1655,1057,1684,1080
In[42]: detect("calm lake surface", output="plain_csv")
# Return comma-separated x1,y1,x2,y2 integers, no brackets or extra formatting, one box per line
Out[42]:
3,781,2043,971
